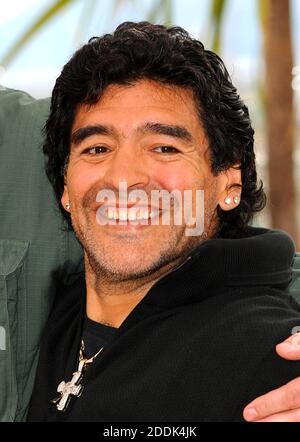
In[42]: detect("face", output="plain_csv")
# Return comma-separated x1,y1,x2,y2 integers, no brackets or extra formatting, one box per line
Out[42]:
62,79,241,280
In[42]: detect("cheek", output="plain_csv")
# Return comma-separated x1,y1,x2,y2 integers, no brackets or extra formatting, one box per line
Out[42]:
67,163,105,198
153,163,205,192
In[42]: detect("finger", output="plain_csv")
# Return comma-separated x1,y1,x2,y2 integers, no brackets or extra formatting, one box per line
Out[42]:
276,333,300,360
243,377,300,421
256,409,300,422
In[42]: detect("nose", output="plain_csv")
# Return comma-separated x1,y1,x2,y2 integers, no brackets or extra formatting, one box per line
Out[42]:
102,144,150,190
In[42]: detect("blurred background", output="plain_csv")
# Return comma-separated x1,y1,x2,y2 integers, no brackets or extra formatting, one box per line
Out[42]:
0,0,300,246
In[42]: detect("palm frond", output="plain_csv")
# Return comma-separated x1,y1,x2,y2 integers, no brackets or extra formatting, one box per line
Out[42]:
162,0,173,25
210,0,228,52
258,0,269,27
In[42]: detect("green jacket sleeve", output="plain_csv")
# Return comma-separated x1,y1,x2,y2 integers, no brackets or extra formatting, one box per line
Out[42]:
0,86,83,422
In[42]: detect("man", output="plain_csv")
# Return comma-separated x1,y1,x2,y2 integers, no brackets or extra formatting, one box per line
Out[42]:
1,22,300,423
22,21,300,422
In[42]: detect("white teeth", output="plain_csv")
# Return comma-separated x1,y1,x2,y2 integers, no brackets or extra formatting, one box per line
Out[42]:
142,210,149,220
128,210,137,221
103,207,155,221
119,209,127,221
107,208,115,220
137,210,144,220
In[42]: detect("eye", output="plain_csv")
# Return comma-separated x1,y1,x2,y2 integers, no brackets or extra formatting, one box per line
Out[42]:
82,146,110,155
152,146,180,154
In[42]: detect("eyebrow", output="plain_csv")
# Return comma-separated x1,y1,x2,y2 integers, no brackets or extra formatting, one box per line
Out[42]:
71,121,194,147
71,124,114,146
141,122,193,143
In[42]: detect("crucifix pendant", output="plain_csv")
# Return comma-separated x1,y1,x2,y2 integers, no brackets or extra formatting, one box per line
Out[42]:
52,341,103,412
52,360,86,412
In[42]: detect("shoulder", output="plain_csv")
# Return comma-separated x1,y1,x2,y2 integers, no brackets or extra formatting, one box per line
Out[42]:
180,289,300,421
222,287,298,338
0,86,50,114
224,287,300,338
0,86,50,152
0,86,50,158
180,287,300,356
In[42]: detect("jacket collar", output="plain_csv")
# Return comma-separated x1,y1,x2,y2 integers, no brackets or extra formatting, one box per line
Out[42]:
103,226,294,332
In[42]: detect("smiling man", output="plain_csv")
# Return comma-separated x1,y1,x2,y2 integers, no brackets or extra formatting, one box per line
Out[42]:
27,21,300,422
62,79,235,328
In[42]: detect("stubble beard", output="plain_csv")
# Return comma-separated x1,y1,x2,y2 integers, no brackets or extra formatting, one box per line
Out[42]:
69,186,219,284
70,211,206,284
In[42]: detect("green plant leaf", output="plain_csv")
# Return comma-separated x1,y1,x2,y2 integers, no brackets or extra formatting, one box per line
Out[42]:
210,0,227,52
258,0,269,27
162,0,173,25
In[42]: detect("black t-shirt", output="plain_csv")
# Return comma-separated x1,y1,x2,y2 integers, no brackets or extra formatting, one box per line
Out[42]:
82,316,117,358
61,316,117,421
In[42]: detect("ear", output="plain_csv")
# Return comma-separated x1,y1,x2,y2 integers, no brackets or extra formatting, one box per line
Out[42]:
61,184,70,212
217,165,242,211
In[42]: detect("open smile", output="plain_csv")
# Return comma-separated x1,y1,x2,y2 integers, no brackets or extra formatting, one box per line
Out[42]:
95,205,164,226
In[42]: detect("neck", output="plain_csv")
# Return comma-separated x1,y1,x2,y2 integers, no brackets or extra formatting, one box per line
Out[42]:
85,254,188,328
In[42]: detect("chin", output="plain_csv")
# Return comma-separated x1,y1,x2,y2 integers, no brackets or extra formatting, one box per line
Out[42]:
88,248,172,281
100,256,159,278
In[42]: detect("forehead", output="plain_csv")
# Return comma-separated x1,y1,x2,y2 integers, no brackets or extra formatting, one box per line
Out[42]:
72,79,203,134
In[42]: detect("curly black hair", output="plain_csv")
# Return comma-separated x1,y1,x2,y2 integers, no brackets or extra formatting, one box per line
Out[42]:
44,21,266,234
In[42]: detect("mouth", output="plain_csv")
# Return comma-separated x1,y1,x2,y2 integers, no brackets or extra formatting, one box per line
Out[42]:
95,205,162,224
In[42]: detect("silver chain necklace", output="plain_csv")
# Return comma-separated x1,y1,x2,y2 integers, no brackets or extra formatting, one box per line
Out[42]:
52,340,103,412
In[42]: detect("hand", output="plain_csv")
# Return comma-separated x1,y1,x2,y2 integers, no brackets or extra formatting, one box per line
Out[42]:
243,332,300,422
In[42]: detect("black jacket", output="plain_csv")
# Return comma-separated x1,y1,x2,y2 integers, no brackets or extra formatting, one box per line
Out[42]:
27,227,300,422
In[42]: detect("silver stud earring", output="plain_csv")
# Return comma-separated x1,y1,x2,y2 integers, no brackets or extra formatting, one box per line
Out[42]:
65,203,70,210
224,197,232,205
233,196,240,205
